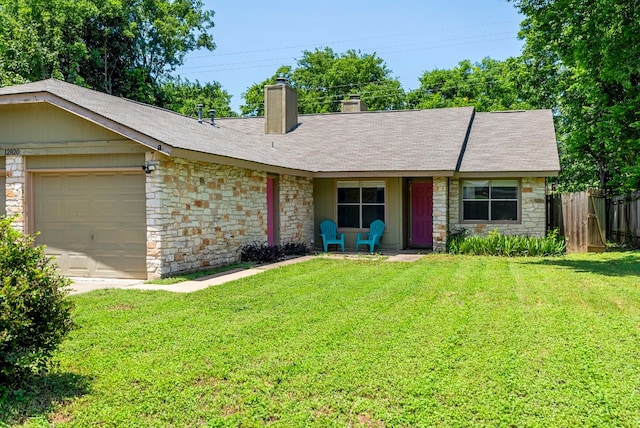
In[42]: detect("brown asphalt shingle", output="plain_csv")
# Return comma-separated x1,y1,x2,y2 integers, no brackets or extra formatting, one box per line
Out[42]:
459,110,560,173
216,107,475,172
0,79,559,175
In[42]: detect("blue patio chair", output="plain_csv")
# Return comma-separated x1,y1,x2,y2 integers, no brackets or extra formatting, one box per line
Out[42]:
355,219,385,253
320,219,345,253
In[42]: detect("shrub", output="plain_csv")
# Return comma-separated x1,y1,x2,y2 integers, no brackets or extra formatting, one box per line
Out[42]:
239,242,285,264
0,217,75,385
447,228,566,257
239,241,310,264
281,242,309,256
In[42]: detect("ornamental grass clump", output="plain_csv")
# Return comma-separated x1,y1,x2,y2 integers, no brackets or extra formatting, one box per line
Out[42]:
447,228,566,256
0,217,75,386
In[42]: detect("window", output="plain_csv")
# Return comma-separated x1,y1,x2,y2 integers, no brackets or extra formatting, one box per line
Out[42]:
337,181,385,228
462,180,519,221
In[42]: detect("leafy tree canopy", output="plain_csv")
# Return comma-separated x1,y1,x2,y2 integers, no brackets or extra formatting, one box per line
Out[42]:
158,77,238,118
407,57,545,112
0,0,216,105
241,48,405,116
511,0,640,193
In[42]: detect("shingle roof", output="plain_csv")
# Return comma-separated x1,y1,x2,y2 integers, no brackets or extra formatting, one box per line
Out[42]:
0,79,297,170
459,110,560,174
0,79,560,176
216,107,475,173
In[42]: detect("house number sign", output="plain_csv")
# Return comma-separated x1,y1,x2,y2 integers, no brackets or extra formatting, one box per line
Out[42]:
5,149,20,155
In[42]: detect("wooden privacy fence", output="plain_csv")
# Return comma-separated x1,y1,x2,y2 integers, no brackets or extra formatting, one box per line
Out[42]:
547,190,606,253
609,191,640,246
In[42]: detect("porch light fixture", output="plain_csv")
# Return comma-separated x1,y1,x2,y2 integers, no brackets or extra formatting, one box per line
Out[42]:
141,161,159,174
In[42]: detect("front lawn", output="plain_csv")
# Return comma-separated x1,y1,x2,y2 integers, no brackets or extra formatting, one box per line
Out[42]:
5,252,640,426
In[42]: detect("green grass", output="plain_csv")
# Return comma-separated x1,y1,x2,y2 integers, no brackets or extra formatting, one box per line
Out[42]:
4,252,640,426
144,262,253,285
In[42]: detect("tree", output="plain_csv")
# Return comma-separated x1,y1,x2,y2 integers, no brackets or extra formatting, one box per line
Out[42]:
510,0,640,193
407,57,545,112
0,0,215,104
241,48,405,116
158,77,238,118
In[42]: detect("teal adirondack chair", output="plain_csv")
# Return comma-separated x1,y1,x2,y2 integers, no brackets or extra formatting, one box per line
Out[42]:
355,220,385,253
320,219,345,253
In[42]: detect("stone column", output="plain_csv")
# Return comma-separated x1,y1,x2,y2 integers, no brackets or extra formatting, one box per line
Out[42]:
5,155,26,232
432,176,449,252
145,152,164,279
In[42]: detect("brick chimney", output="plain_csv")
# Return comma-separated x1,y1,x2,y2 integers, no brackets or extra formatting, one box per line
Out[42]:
341,94,368,113
264,77,298,134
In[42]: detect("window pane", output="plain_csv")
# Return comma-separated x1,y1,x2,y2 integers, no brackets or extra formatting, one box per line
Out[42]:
492,186,518,200
337,205,360,228
463,186,489,200
362,187,385,203
338,188,360,203
362,205,385,226
463,201,489,220
491,201,518,221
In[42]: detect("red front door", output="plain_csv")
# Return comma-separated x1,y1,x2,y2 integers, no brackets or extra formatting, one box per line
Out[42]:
411,181,433,246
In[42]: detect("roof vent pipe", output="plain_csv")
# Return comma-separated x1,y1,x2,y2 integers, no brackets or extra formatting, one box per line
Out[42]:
197,104,203,124
209,109,215,126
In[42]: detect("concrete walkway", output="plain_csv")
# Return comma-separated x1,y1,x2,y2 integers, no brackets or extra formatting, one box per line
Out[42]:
68,252,427,295
68,256,316,295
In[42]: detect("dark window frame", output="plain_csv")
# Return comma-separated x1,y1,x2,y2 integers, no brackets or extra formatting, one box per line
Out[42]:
336,180,386,229
461,179,520,223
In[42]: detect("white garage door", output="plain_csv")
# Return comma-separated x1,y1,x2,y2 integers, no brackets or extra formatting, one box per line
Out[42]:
33,171,146,279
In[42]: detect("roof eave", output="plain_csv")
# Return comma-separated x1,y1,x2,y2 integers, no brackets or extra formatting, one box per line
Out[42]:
172,148,314,178
0,91,172,155
455,170,560,178
312,170,456,178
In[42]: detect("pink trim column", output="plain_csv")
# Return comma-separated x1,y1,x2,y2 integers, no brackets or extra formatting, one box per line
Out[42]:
267,177,275,246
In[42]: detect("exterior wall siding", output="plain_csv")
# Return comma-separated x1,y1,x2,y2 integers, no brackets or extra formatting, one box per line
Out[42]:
448,176,547,237
145,156,314,279
312,177,403,251
147,156,269,278
278,174,314,245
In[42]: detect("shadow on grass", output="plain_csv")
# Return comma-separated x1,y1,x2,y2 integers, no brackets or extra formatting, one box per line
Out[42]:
526,253,640,277
0,371,90,426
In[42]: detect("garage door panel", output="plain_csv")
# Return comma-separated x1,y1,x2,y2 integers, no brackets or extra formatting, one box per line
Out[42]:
33,171,146,279
67,253,91,271
112,201,146,222
89,225,146,248
121,227,146,246
37,224,92,249
66,200,91,218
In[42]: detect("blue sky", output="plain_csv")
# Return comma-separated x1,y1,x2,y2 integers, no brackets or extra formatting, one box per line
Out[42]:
176,1,525,113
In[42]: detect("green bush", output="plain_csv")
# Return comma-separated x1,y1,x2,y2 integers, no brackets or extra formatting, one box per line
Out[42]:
0,217,75,385
447,228,566,256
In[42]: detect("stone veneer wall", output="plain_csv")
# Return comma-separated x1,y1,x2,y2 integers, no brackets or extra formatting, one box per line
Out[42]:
4,155,25,232
145,155,315,279
278,174,314,245
448,176,547,237
432,176,449,252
